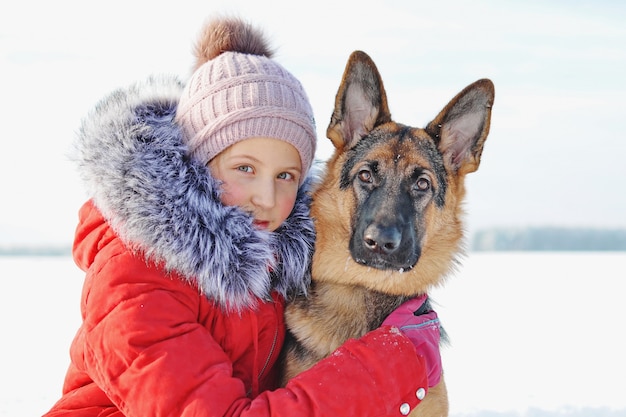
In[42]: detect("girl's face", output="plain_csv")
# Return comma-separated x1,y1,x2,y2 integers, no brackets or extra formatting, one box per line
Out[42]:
208,137,302,232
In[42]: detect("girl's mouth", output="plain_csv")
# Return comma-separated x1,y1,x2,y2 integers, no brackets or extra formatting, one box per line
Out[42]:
253,220,270,230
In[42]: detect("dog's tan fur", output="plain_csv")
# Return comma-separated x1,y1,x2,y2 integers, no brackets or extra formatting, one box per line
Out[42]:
281,50,494,416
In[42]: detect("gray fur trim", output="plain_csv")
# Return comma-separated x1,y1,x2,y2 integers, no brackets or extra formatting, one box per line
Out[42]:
73,75,314,311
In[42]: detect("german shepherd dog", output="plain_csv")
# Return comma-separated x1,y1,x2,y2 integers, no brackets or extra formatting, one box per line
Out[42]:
281,50,494,416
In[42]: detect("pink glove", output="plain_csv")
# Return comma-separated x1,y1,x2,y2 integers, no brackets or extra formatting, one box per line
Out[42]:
382,294,443,387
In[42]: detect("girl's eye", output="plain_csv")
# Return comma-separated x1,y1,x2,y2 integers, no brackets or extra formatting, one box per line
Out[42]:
237,165,253,173
278,172,294,181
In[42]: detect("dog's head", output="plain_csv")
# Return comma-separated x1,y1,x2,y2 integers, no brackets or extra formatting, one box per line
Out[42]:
311,50,494,295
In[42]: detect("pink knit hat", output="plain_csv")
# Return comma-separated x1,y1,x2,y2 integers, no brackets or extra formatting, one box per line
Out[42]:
176,17,317,181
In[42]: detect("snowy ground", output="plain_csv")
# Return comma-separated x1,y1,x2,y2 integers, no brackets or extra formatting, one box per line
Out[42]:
2,253,625,416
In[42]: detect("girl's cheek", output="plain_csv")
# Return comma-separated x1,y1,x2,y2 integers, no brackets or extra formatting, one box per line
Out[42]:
279,194,298,220
218,183,240,207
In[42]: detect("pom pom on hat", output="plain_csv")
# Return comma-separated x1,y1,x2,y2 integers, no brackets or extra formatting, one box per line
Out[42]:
176,16,317,181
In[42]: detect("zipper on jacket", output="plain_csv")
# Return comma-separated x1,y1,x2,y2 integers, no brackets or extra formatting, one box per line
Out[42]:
247,304,280,397
257,320,279,382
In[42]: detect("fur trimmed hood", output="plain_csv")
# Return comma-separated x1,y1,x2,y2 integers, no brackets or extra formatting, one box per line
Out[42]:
73,75,315,311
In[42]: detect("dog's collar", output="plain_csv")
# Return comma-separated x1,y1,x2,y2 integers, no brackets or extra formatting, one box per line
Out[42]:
412,294,431,316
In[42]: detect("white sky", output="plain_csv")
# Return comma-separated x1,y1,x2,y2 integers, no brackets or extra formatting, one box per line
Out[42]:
1,0,626,245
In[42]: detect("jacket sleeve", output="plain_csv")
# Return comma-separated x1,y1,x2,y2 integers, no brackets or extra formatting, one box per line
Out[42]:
257,327,429,417
79,250,428,417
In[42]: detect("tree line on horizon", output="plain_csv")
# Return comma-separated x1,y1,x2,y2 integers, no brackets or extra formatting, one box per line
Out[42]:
471,227,626,251
2,227,626,255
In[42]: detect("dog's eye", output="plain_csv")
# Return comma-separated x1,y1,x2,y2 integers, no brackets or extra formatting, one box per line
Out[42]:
416,176,431,191
358,169,373,183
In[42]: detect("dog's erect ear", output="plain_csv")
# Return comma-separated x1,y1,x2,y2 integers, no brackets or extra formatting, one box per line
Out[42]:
326,51,392,150
426,79,495,175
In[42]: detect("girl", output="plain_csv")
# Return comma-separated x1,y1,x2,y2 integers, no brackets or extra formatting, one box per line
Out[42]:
44,16,441,417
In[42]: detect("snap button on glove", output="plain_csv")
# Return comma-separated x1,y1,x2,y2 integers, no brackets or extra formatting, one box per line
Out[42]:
382,294,443,387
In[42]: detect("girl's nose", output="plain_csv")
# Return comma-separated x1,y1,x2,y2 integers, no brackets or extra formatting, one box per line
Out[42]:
251,179,276,209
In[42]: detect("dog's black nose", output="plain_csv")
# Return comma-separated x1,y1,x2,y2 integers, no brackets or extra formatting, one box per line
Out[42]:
363,224,402,255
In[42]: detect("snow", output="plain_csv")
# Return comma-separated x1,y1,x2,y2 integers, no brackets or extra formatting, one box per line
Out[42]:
2,253,625,416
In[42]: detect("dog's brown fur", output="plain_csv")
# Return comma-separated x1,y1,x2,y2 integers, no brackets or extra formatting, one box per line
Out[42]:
281,50,494,416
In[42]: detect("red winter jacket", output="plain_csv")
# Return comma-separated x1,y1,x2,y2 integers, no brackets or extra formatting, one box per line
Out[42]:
45,203,428,417
43,76,429,417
